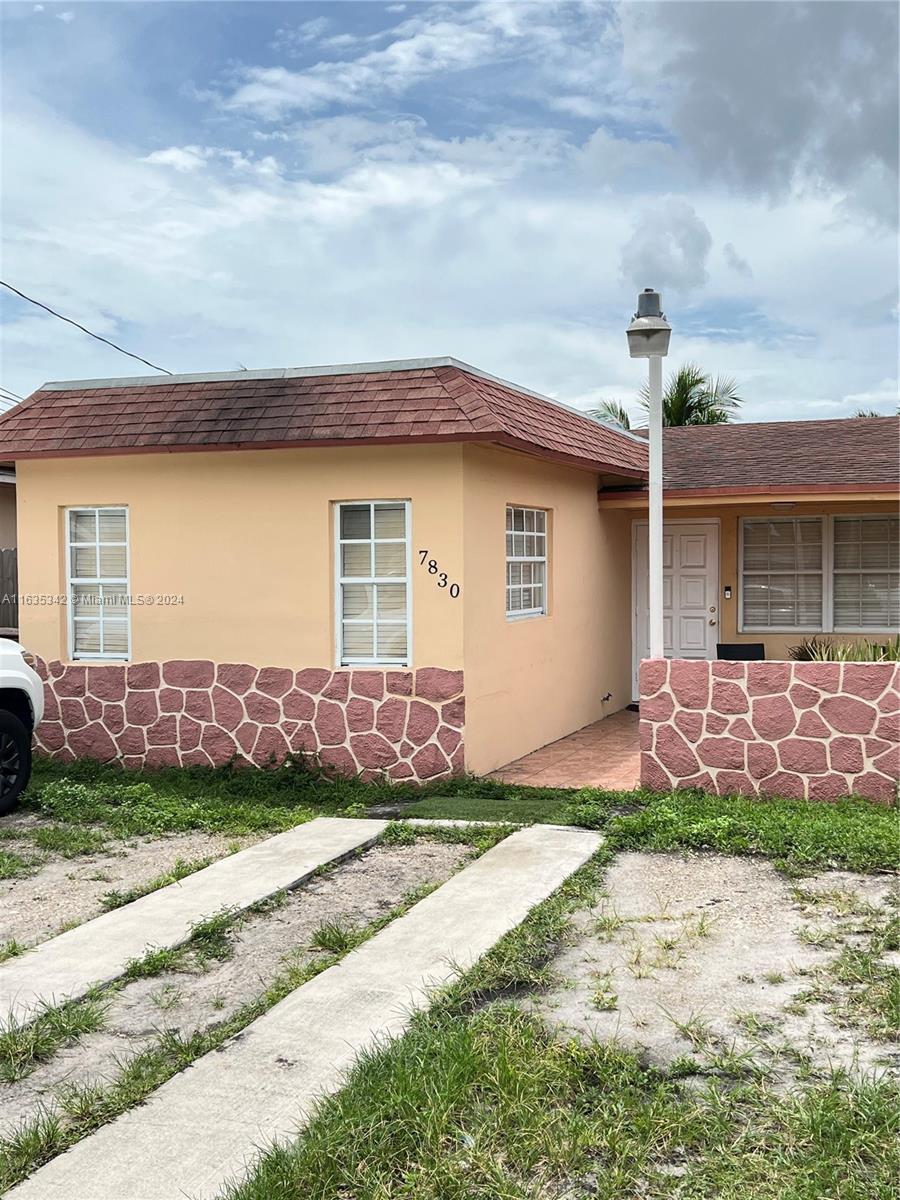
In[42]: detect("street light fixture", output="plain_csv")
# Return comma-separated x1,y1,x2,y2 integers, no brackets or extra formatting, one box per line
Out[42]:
627,288,671,662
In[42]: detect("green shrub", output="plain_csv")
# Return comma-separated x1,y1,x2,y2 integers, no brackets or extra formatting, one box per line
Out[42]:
791,635,900,662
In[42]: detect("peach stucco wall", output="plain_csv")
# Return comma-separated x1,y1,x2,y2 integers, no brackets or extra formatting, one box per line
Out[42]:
16,445,465,670
17,442,634,777
462,445,631,775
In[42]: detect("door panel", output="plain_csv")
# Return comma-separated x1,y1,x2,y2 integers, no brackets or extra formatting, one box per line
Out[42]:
633,521,719,698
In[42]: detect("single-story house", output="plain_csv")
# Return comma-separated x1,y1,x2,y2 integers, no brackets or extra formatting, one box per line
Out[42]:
0,357,897,783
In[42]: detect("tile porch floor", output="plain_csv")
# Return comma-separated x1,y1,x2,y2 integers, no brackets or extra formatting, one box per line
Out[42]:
491,709,640,790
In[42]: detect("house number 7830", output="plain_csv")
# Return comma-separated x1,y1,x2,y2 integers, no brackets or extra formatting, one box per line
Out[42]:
418,551,461,598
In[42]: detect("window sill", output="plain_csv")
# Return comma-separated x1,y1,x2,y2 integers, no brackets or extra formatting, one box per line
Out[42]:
506,611,547,623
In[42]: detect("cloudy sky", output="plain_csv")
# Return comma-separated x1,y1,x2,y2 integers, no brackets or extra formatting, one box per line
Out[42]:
1,0,897,421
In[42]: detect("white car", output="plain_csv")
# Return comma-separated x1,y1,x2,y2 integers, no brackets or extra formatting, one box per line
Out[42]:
0,640,44,816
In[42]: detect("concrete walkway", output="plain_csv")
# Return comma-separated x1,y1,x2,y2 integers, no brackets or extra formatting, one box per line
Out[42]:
11,824,601,1200
0,818,385,1025
492,709,640,789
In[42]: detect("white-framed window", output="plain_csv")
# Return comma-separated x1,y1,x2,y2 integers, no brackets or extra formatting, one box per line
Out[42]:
833,515,900,630
506,505,548,619
335,501,410,666
739,514,899,633
66,506,130,660
740,517,824,631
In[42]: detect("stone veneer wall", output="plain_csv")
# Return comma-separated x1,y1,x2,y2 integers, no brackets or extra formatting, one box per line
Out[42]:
640,658,899,803
34,659,464,782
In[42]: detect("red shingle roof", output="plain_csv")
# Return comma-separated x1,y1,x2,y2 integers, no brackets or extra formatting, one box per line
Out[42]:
661,417,900,491
0,359,647,478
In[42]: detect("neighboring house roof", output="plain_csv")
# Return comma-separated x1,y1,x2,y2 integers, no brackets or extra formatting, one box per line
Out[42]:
660,417,900,494
0,357,648,479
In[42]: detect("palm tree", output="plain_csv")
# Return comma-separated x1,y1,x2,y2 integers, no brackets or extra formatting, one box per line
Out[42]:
589,363,742,430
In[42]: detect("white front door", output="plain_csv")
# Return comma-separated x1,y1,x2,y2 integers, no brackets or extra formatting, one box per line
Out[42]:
632,520,720,699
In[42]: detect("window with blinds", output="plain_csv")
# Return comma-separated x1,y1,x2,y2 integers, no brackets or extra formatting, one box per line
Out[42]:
336,501,410,666
740,514,900,633
833,516,900,630
67,507,130,660
506,505,548,618
741,518,823,630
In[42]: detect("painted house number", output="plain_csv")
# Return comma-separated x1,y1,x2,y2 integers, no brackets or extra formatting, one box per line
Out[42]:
418,550,460,598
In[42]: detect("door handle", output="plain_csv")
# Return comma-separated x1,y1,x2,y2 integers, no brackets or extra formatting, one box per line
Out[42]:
708,618,717,626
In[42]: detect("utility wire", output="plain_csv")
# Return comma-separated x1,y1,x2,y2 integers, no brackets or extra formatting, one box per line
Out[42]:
0,387,24,402
0,280,173,375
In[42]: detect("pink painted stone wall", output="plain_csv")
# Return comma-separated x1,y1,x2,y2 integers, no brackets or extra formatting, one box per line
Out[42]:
33,659,465,782
640,658,899,803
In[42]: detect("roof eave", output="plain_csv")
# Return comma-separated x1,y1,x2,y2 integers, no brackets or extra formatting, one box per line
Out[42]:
598,481,900,507
3,431,648,478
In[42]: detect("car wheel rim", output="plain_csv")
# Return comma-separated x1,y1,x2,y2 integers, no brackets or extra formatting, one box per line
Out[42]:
0,732,21,799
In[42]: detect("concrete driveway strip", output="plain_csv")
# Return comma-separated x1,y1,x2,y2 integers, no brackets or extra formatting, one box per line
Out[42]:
10,824,601,1200
0,817,386,1025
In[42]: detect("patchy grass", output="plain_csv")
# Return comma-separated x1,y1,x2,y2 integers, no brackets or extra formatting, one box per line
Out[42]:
100,855,216,911
0,850,35,881
0,940,26,965
310,920,359,955
410,787,898,875
0,883,443,1191
221,844,899,1200
26,757,896,875
564,788,898,875
121,906,240,981
0,994,108,1084
223,1003,899,1200
27,756,574,836
801,905,900,1043
28,825,108,858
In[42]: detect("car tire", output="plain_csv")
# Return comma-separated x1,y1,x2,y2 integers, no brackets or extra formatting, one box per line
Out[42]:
0,710,32,817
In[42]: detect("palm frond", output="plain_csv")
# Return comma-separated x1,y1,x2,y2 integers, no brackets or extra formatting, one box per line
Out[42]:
587,400,633,430
639,362,741,426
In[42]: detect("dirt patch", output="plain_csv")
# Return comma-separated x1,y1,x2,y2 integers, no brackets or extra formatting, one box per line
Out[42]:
2,839,469,1133
1,813,258,947
529,851,898,1085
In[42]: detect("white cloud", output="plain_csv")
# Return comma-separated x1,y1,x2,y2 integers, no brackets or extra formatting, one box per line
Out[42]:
272,17,331,56
142,145,211,172
0,2,895,428
222,2,553,117
619,199,712,293
56,10,75,22
723,242,753,279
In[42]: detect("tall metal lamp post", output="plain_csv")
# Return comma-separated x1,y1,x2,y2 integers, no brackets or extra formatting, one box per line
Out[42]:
627,288,671,661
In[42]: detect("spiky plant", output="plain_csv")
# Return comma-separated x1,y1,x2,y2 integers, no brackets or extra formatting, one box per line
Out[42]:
587,364,742,430
642,363,742,426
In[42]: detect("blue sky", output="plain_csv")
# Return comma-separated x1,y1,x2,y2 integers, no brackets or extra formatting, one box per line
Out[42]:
1,0,897,421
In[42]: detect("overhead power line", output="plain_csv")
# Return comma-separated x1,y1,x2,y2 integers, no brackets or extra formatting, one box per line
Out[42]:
0,387,24,402
0,280,173,376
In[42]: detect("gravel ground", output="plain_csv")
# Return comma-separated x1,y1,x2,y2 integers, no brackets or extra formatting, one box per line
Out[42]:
530,851,898,1084
1,813,258,948
2,839,469,1134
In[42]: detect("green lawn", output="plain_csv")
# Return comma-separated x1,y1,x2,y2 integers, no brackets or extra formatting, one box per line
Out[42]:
224,847,899,1200
25,755,898,875
9,759,899,1197
225,1004,899,1200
